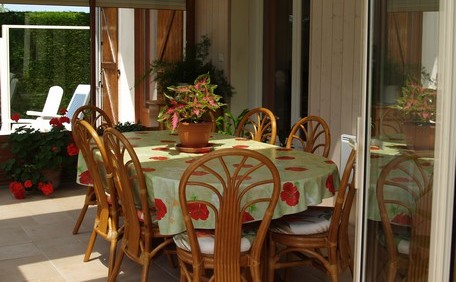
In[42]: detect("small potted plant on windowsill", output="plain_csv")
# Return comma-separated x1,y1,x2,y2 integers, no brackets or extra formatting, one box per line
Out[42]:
158,73,225,148
1,111,79,199
392,77,437,150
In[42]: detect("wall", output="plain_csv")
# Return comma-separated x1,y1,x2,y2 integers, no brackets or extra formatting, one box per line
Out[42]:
308,0,364,164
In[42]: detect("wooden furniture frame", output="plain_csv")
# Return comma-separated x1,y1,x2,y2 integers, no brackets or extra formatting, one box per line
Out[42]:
103,128,174,282
72,120,122,278
235,107,277,145
72,105,113,235
176,148,281,281
268,149,356,282
285,115,331,158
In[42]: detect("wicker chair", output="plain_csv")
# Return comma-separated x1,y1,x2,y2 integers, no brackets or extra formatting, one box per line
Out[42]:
376,153,433,282
72,105,113,235
285,115,331,158
175,148,281,281
268,149,356,282
103,127,174,282
72,120,122,278
235,107,277,145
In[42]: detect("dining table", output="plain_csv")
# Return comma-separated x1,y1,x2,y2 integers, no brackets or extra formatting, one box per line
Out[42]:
75,130,341,235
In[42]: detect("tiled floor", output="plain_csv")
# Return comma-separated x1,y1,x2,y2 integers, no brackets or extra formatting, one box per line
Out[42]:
0,181,353,281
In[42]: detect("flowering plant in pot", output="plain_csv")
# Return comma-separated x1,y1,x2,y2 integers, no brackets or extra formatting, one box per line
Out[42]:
158,73,225,147
2,110,79,199
392,78,437,150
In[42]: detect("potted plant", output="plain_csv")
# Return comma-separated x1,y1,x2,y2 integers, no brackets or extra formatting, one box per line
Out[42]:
158,73,224,148
1,110,79,199
392,77,437,150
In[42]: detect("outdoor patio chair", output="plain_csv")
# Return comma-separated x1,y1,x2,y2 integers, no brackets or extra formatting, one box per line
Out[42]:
11,85,63,131
174,148,281,281
72,120,123,279
71,105,113,235
103,127,174,282
268,149,356,282
375,153,433,281
62,84,91,130
235,107,278,145
285,115,331,158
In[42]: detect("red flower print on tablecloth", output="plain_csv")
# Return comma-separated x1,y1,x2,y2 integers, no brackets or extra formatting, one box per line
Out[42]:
142,167,156,172
326,175,335,194
160,140,175,143
285,167,308,172
232,145,249,149
187,202,210,220
370,154,383,159
192,170,209,176
155,198,167,220
391,212,412,226
280,182,300,206
325,160,335,165
79,170,93,185
276,156,295,160
242,211,255,223
185,159,196,163
153,147,169,151
150,156,169,161
235,137,249,141
276,148,292,152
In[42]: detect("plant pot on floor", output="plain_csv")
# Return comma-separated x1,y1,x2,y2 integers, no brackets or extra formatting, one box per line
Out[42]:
403,122,435,151
177,122,212,148
41,168,63,189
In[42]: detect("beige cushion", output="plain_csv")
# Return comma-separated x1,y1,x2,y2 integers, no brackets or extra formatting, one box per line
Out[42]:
173,230,252,255
269,208,332,235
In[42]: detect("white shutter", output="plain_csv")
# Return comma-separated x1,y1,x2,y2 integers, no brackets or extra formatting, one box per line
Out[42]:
0,0,186,10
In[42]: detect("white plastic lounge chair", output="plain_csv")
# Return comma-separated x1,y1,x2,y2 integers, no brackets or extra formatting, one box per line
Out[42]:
11,85,64,131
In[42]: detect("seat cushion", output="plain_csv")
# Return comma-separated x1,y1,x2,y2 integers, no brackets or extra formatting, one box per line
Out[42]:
376,231,410,255
173,230,252,255
269,208,332,235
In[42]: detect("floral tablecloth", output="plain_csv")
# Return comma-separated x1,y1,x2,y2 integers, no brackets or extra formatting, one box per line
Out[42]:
76,130,340,235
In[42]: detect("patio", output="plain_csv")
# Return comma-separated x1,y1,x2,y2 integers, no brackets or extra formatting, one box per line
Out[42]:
0,180,352,281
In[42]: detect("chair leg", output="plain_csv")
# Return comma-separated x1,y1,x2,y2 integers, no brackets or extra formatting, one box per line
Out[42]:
83,229,98,262
141,259,151,282
107,238,118,278
109,249,124,282
73,186,96,234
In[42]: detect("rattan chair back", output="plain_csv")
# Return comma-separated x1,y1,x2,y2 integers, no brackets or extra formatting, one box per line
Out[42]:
285,115,331,158
178,148,281,282
376,153,433,282
103,127,173,282
235,107,277,145
72,120,121,278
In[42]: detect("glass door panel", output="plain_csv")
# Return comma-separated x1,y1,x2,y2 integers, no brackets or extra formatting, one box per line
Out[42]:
364,0,439,281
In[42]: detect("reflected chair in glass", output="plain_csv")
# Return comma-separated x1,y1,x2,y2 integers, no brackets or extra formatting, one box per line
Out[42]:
103,128,174,282
72,120,122,278
72,105,114,234
378,108,404,139
285,115,331,158
376,153,433,282
268,149,356,282
175,148,281,281
235,107,278,145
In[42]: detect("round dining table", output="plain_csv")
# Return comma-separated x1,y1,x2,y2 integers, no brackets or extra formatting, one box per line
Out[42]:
76,130,340,235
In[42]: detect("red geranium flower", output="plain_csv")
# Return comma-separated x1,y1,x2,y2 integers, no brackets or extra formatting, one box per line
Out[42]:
9,181,26,199
24,180,33,188
391,212,412,226
11,112,21,122
38,182,54,196
79,170,93,185
66,143,79,156
326,175,335,194
280,182,300,206
154,198,167,220
187,202,210,220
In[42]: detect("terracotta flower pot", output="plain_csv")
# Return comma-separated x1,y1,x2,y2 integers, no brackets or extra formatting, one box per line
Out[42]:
403,122,435,151
41,168,63,189
177,122,212,148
